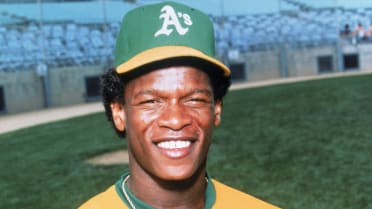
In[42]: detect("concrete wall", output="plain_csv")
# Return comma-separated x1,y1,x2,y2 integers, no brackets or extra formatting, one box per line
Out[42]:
245,49,282,81
229,45,338,81
344,43,372,71
286,45,338,77
0,65,105,114
228,43,372,84
0,70,44,113
228,48,281,82
48,65,105,107
359,44,372,70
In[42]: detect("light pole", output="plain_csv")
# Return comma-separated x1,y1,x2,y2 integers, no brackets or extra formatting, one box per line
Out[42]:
37,0,51,108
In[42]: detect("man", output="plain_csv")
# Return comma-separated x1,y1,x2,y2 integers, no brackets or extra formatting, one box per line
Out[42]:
79,1,281,209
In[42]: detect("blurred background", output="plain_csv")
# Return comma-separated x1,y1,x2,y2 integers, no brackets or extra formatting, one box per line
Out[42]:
1,0,372,114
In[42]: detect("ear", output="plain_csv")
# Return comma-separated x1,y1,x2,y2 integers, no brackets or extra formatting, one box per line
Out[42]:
110,102,126,131
214,100,222,127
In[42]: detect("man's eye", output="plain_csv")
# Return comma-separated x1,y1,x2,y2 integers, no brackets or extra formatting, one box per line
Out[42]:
190,98,206,102
187,98,210,105
139,99,158,105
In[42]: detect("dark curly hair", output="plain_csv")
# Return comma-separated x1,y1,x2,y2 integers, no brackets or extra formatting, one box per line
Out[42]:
101,57,231,138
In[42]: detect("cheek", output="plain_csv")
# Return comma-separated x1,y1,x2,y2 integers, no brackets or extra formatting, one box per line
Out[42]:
193,109,216,135
125,109,158,138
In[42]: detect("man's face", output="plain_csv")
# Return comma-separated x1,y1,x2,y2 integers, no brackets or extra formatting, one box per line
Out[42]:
112,66,222,181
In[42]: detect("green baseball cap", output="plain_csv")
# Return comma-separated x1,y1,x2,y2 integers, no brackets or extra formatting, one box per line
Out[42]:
114,1,230,76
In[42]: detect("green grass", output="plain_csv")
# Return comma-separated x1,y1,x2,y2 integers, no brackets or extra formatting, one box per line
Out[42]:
1,74,372,209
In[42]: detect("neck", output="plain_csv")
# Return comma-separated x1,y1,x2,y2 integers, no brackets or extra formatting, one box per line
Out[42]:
127,169,207,209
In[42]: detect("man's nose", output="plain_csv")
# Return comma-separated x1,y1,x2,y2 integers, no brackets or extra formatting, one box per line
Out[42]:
157,103,192,130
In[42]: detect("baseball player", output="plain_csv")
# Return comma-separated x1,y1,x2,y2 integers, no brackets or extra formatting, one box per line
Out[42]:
79,1,281,209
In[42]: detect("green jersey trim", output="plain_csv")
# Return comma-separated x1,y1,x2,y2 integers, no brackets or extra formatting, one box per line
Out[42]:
115,172,216,209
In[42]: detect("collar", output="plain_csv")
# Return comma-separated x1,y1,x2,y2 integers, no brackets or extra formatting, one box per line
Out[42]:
115,172,216,209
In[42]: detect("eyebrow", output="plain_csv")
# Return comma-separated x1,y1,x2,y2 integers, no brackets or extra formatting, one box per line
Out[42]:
133,88,213,99
189,89,213,96
132,89,157,99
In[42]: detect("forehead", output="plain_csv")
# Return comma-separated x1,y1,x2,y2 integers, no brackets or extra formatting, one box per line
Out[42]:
125,66,212,92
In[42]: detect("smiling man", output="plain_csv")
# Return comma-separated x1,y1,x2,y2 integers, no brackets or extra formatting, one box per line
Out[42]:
79,1,280,209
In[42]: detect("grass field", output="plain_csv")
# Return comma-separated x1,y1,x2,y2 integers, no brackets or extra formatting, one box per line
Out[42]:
1,74,371,209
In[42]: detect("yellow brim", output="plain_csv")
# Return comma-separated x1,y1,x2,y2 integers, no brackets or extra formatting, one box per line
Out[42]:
116,46,230,76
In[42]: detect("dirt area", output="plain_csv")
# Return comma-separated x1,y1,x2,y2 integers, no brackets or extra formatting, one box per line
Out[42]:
0,102,103,134
85,149,130,166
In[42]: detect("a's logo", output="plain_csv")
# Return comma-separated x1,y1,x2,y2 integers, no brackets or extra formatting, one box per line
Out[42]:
154,5,193,37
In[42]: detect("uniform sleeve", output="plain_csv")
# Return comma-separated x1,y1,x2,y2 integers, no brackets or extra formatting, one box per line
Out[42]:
212,179,281,209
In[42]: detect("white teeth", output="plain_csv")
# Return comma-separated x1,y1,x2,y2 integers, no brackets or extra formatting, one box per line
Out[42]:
157,141,191,149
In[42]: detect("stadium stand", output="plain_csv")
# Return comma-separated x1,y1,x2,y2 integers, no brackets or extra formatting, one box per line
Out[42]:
0,22,116,71
211,6,372,53
1,2,372,72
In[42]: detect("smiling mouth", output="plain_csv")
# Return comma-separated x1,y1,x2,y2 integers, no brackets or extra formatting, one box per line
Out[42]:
155,140,194,159
156,140,192,149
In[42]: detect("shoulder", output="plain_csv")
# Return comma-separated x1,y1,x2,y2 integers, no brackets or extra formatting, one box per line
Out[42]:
212,179,281,209
78,185,129,209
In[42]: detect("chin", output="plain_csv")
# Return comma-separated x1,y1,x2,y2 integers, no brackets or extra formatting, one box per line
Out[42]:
157,163,206,182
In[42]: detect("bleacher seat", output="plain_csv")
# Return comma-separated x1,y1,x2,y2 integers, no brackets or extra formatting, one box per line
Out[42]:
51,24,64,39
1,4,372,71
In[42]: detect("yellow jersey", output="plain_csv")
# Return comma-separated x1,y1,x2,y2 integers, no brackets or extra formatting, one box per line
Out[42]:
79,177,281,209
